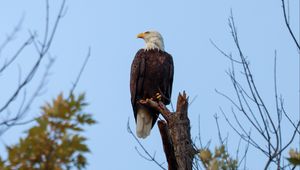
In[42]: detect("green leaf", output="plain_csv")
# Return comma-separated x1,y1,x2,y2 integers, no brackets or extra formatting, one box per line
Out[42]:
0,92,94,170
287,157,300,165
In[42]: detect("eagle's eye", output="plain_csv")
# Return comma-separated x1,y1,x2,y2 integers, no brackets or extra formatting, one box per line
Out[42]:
144,31,150,34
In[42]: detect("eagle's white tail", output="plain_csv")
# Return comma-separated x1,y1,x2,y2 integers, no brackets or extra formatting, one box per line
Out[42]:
136,108,153,139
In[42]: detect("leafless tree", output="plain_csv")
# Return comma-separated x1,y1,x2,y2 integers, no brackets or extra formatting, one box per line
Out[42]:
0,0,91,136
213,0,300,169
0,0,67,135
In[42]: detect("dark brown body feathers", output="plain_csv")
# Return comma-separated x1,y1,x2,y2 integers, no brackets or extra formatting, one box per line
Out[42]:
130,49,174,127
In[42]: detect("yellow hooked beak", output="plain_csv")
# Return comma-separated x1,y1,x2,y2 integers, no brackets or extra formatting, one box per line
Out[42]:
137,32,145,39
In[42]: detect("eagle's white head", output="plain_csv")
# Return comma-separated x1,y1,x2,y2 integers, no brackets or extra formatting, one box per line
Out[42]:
137,31,165,51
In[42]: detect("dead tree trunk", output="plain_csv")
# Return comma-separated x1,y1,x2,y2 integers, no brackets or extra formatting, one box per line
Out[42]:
141,91,197,170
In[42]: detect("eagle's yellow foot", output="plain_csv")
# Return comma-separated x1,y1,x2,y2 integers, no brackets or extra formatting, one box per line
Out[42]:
155,93,162,101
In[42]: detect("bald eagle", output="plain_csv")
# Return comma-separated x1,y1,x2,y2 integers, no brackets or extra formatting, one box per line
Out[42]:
130,31,174,139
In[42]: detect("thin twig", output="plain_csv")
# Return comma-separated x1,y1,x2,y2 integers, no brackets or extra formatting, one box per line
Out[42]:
214,114,224,145
0,35,34,73
69,47,91,95
127,119,166,170
281,0,300,50
0,0,66,114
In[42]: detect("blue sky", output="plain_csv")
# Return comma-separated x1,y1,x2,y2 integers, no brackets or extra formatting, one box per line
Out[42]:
0,0,299,169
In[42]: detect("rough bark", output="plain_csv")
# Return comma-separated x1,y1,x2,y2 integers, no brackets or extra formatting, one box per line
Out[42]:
140,91,197,170
158,120,177,170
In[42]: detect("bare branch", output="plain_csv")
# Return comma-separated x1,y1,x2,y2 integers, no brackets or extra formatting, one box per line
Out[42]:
210,39,242,64
127,119,167,170
0,0,66,114
281,0,300,50
0,36,34,73
69,47,91,95
213,114,224,145
216,9,300,169
0,57,54,135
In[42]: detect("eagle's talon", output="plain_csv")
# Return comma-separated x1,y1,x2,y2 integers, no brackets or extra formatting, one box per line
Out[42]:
155,93,162,101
